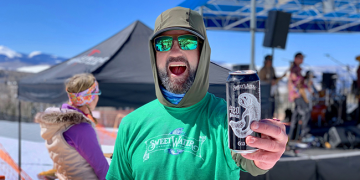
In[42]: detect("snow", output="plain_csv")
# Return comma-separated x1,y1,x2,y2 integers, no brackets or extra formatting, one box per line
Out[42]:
0,136,53,179
28,51,42,58
0,137,113,179
0,45,22,58
17,65,51,73
0,121,114,179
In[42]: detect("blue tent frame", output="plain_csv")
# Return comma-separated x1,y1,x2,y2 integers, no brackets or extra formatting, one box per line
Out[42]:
179,0,360,33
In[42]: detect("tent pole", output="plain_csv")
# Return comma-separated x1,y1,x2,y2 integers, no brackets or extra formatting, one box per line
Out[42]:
250,0,256,70
18,88,22,180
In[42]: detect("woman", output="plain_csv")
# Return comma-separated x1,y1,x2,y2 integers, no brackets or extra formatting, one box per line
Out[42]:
38,73,109,180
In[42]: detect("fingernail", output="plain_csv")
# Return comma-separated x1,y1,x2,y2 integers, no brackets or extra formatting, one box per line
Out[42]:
248,137,255,143
273,118,280,121
252,122,259,129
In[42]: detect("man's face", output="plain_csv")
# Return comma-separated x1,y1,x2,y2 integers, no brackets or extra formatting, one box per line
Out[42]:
295,55,304,65
155,30,201,94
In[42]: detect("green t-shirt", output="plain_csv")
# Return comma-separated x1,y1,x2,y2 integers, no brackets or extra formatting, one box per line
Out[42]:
107,93,246,180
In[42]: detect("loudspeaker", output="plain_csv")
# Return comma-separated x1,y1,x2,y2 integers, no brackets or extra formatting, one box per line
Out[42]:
260,83,273,119
328,126,360,148
263,11,292,49
232,64,249,71
322,73,337,90
351,80,358,94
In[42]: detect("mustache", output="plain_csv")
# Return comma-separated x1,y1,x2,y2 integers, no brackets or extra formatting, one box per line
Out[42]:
166,56,190,68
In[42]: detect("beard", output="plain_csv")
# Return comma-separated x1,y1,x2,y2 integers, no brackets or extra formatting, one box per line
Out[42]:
157,56,197,94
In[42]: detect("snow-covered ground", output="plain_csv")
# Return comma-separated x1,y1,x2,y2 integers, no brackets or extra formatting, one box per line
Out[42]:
0,121,114,179
0,136,54,179
16,65,51,73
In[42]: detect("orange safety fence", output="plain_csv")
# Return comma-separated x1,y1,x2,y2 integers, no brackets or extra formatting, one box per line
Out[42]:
87,112,123,146
95,124,117,146
91,109,133,145
97,109,133,128
0,143,32,180
95,123,117,139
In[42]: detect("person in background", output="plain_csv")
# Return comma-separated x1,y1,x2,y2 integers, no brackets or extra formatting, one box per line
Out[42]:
287,52,311,141
259,55,287,118
38,73,108,180
107,7,287,180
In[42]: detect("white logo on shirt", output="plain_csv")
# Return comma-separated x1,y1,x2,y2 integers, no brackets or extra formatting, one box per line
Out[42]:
143,128,206,161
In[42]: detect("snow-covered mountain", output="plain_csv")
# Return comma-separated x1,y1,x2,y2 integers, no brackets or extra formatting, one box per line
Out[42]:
0,45,67,70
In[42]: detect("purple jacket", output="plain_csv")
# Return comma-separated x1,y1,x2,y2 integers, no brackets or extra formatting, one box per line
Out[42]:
61,104,109,180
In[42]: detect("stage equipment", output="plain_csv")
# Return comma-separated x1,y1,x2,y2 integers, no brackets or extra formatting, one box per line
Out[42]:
327,126,360,149
322,73,337,90
260,82,273,119
263,11,292,49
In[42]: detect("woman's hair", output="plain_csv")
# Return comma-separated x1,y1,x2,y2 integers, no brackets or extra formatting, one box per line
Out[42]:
65,73,98,124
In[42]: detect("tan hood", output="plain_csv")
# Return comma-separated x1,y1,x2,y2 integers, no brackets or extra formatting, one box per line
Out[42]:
149,6,211,108
38,107,93,140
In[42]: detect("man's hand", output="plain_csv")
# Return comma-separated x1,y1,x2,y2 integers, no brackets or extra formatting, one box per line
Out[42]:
241,119,288,170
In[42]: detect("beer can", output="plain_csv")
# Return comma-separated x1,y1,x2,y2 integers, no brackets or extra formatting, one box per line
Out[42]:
226,70,261,153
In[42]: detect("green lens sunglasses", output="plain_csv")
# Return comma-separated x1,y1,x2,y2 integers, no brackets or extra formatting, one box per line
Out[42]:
154,34,199,52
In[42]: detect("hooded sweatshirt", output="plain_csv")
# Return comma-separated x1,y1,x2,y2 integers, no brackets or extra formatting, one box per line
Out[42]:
106,7,267,180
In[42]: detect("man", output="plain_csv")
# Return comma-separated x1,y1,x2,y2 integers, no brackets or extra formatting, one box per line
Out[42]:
288,52,311,141
259,55,276,84
107,7,287,180
259,55,286,118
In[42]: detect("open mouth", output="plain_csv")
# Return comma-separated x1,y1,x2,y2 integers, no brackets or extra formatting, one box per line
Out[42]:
169,64,187,76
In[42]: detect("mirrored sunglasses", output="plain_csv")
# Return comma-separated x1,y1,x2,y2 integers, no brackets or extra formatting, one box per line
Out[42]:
154,35,198,52
84,89,102,96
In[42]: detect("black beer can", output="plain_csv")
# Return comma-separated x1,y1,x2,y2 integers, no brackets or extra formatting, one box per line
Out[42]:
226,70,261,153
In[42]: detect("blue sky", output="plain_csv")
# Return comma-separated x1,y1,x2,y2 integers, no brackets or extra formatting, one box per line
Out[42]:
1,0,360,68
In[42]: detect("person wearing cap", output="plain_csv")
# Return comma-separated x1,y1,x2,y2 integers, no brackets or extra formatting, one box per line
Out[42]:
107,7,287,180
258,55,287,118
288,52,311,141
259,55,276,83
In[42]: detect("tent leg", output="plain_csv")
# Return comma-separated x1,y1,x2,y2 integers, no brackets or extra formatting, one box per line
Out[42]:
250,0,256,70
18,99,21,180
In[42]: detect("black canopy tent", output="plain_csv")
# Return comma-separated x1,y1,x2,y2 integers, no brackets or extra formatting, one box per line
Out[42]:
16,20,230,180
18,20,230,108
